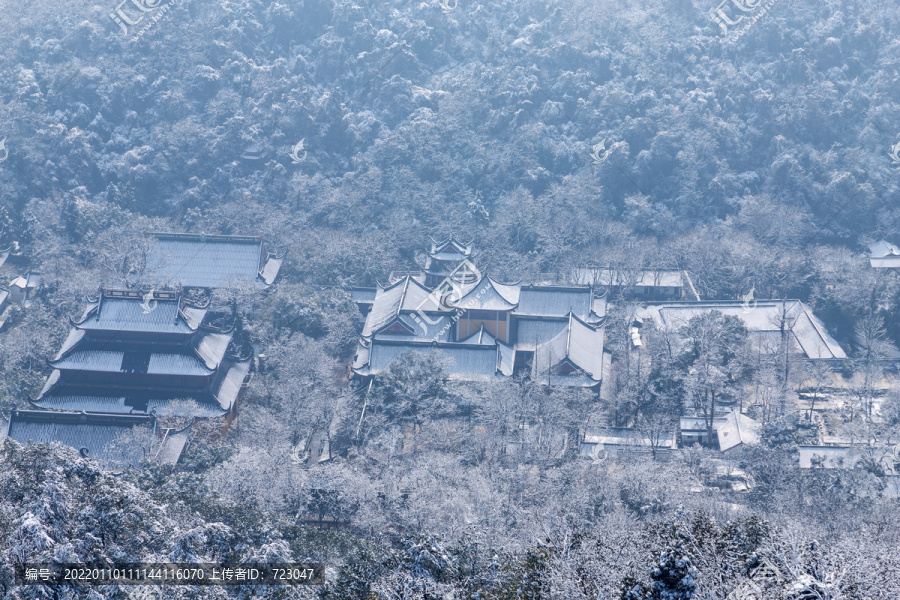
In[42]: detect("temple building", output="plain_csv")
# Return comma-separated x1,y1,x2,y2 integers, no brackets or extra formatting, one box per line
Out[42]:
1,409,190,466
868,240,900,268
7,271,41,306
33,288,250,420
422,235,479,288
635,300,846,360
4,288,253,464
146,232,285,288
351,238,607,389
1,231,278,465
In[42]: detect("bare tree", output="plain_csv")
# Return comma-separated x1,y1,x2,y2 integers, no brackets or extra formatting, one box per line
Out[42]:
852,313,891,421
802,360,832,422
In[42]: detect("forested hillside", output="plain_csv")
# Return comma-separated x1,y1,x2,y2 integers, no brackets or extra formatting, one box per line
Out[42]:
2,0,900,597
2,0,900,270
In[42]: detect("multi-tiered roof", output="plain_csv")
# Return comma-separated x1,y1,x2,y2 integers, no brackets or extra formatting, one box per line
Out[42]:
2,231,281,465
423,235,479,288
33,289,249,418
3,289,252,465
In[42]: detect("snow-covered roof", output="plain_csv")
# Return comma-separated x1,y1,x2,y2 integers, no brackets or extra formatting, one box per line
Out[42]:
869,240,900,267
868,240,900,258
147,232,283,288
31,394,227,419
514,318,569,351
515,285,593,318
51,350,214,377
451,276,520,311
352,339,515,380
348,287,378,306
192,331,233,370
363,276,449,337
428,234,475,257
154,422,192,465
798,445,896,471
3,409,154,465
74,296,203,336
637,300,846,359
9,272,41,289
532,314,605,387
212,360,251,412
716,411,760,452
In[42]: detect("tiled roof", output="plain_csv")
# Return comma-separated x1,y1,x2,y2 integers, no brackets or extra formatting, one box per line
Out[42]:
32,387,225,417
147,353,215,376
51,350,214,376
75,297,199,335
36,370,61,398
3,409,154,464
514,318,568,351
356,339,514,380
716,411,760,451
515,286,592,318
259,252,284,285
458,325,497,345
193,331,233,369
451,277,519,311
32,393,227,418
638,300,846,359
533,314,604,387
372,313,454,342
591,296,607,320
679,412,760,451
154,423,192,465
352,272,615,385
869,241,900,267
351,339,371,372
147,233,270,288
429,235,474,257
52,350,127,372
363,277,447,336
9,272,41,290
32,395,131,413
348,287,377,305
870,256,900,268
182,305,207,330
213,360,250,411
54,328,86,361
679,417,710,431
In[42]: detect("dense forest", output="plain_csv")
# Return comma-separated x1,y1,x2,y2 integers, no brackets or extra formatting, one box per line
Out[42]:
1,0,900,597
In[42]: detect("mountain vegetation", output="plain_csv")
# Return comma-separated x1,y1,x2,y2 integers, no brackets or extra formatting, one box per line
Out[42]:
1,0,900,597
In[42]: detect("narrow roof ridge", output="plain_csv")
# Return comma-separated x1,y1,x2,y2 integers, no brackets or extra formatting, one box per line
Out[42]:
520,283,590,290
150,232,263,243
10,408,153,422
396,277,412,320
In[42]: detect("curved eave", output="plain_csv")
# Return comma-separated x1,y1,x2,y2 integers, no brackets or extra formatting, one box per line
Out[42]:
258,249,285,285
